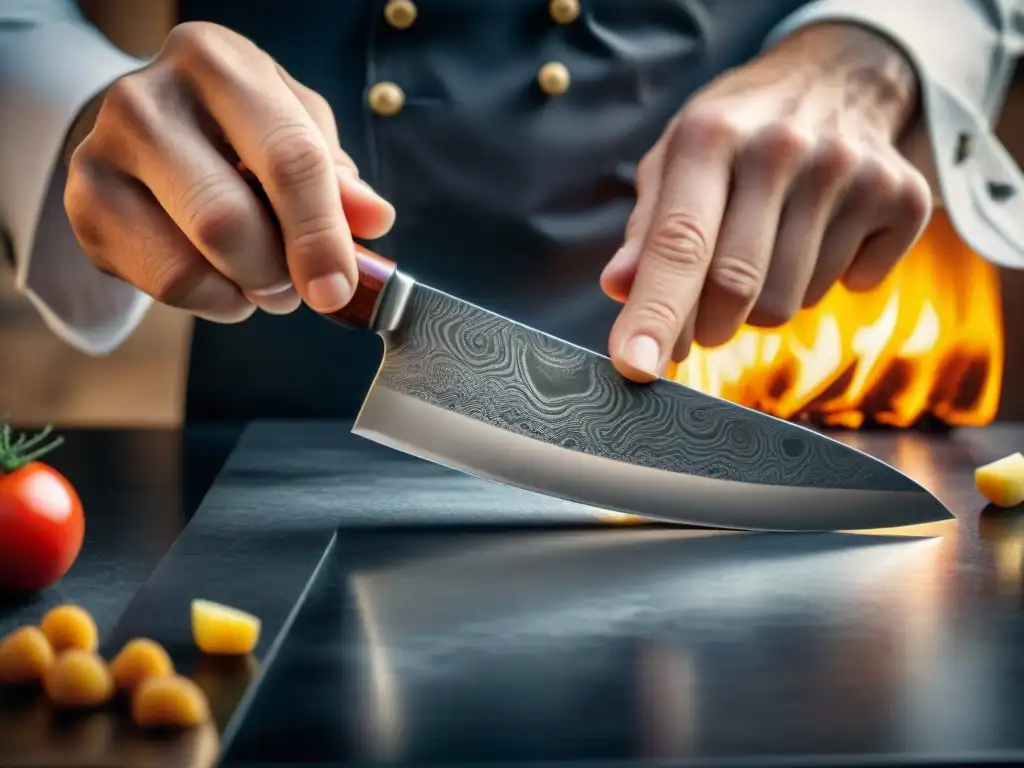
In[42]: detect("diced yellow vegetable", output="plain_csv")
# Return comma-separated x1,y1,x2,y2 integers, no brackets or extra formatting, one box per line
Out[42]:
110,638,174,692
40,604,98,653
0,626,55,685
975,452,1024,508
43,650,115,708
132,674,210,728
191,599,261,655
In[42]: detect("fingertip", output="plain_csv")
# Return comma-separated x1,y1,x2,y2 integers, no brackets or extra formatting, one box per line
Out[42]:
613,356,661,383
600,270,633,303
193,301,258,325
338,172,396,239
671,336,693,364
692,315,732,349
304,272,354,313
610,332,664,383
245,284,302,315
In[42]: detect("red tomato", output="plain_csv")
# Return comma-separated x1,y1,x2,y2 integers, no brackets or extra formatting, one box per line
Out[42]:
0,428,84,594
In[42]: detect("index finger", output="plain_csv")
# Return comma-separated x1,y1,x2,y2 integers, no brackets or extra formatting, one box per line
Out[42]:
609,120,733,381
171,29,356,313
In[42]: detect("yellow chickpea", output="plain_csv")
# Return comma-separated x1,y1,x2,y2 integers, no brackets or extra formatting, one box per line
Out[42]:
43,650,115,708
132,675,211,728
110,638,175,692
0,626,55,685
40,604,98,653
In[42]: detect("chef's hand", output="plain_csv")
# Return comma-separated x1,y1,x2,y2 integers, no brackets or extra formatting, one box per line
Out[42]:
64,22,395,321
602,22,931,382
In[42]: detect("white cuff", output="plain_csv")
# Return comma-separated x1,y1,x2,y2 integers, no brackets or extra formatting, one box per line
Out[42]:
765,0,1024,270
21,161,154,355
0,14,152,353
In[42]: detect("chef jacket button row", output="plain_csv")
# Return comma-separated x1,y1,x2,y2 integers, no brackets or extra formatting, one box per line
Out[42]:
538,61,571,95
373,0,579,114
369,62,569,115
384,0,579,31
549,0,580,24
368,81,406,116
384,0,417,29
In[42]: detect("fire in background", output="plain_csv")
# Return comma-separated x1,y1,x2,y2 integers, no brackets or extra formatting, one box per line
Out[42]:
669,211,1003,430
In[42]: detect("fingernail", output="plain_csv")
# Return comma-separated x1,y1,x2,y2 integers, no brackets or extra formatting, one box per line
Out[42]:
249,285,301,316
250,280,295,297
623,334,663,377
306,272,352,313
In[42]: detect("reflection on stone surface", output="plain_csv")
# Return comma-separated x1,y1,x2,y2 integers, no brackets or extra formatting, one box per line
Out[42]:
634,639,696,760
192,653,260,732
978,510,1024,599
0,672,228,767
336,528,955,762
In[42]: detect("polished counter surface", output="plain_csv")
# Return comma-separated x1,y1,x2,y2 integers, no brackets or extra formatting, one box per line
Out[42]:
2,421,1024,767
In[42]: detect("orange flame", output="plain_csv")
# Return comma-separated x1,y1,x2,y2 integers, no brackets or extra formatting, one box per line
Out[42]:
668,210,1004,429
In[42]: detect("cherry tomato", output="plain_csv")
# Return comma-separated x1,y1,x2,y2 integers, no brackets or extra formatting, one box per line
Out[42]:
0,425,84,594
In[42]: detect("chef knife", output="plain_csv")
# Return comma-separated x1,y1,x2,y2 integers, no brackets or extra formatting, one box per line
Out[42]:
307,244,952,532
240,170,952,531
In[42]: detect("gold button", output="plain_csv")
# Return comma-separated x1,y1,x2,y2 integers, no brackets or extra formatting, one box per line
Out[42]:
368,81,405,116
384,0,417,29
537,62,570,96
549,0,580,24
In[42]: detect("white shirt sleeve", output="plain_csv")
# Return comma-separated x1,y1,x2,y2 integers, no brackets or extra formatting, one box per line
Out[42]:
766,0,1024,270
0,0,152,355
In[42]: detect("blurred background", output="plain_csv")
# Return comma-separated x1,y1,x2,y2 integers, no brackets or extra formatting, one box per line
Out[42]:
2,1,1023,428
1,1,183,428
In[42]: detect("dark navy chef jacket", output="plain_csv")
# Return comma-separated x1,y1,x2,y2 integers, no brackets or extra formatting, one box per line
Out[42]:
178,0,809,421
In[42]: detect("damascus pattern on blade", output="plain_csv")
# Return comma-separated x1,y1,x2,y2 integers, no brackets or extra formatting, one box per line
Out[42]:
376,286,918,492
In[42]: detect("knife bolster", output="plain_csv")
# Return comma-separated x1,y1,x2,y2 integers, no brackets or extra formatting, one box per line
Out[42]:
326,245,397,331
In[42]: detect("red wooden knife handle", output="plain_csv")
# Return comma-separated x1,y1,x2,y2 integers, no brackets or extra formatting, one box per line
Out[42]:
239,165,396,331
326,244,397,331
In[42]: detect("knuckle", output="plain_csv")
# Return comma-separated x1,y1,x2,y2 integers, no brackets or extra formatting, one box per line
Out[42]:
288,215,349,259
191,201,252,257
645,212,710,272
855,158,901,200
181,178,252,255
707,256,764,303
64,164,107,253
164,22,230,71
753,123,811,164
899,170,933,223
631,297,684,335
672,112,740,154
103,73,161,142
143,252,206,306
260,124,331,190
812,137,860,180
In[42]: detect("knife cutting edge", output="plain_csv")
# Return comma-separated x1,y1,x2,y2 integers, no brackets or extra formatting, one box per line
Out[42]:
243,171,953,532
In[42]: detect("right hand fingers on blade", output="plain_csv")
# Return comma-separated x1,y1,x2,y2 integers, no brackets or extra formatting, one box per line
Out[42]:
694,126,807,347
94,73,299,315
607,121,732,382
276,64,396,240
65,158,254,323
162,24,357,314
803,166,888,307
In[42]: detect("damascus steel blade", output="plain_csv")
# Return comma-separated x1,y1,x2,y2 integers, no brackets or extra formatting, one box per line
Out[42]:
351,282,953,531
